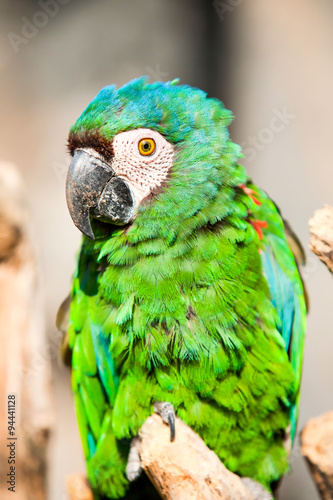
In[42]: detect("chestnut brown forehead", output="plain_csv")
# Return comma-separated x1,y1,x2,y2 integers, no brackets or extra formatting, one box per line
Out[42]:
67,130,114,162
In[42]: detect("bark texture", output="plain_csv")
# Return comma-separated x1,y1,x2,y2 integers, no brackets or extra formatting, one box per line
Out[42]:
302,208,333,498
65,413,273,500
138,413,270,500
0,162,53,500
66,475,94,500
309,205,333,273
302,411,333,500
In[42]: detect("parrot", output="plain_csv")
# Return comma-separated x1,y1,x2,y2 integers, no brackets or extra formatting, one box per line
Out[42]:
60,76,307,499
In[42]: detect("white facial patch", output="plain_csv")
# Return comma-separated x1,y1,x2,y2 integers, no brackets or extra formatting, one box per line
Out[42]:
111,128,174,205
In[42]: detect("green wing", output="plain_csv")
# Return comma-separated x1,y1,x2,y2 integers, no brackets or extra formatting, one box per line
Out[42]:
68,240,128,498
248,183,307,441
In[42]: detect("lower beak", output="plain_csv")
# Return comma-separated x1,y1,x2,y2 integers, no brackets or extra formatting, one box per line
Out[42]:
66,149,135,239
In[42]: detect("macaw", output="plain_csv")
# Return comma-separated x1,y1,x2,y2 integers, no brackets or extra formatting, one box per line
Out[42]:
60,77,307,499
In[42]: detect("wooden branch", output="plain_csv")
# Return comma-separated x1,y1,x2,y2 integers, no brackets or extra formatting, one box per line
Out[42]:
309,205,333,273
138,414,271,500
66,414,273,500
301,411,333,500
0,162,53,500
303,209,333,498
66,475,94,500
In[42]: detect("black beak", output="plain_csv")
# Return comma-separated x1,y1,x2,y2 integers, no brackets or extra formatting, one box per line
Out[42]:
66,149,135,239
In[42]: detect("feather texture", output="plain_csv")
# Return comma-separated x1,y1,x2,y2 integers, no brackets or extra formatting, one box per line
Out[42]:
66,78,307,499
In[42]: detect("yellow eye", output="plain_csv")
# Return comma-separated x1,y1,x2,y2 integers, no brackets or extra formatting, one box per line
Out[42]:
138,138,156,156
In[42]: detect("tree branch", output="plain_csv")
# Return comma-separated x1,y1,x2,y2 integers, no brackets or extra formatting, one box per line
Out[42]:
299,207,333,499
138,413,270,500
309,205,333,272
0,162,53,500
301,411,333,500
66,475,94,500
66,414,272,499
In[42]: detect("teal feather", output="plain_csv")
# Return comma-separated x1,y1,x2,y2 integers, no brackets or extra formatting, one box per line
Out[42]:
261,247,295,352
247,185,307,440
90,323,119,404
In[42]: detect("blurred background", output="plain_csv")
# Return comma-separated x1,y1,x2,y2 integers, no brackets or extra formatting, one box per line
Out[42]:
0,1,333,498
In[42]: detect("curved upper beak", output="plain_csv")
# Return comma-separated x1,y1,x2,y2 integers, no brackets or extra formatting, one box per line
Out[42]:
66,149,135,239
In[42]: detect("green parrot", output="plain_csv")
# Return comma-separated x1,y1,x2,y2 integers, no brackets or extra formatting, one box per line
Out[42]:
61,77,307,499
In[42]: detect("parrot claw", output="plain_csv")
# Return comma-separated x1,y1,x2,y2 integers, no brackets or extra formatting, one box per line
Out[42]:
126,402,176,482
153,401,176,442
126,436,142,482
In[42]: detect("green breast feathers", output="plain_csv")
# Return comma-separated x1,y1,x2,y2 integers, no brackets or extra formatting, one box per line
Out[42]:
63,77,307,499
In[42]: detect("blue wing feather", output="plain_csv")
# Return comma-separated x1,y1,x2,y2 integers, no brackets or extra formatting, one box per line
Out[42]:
261,245,296,353
260,225,306,442
246,183,307,441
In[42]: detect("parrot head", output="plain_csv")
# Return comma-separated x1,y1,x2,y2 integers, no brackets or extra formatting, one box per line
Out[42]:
66,77,243,240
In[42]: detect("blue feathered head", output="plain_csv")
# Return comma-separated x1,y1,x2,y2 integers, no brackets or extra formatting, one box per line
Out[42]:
66,77,245,242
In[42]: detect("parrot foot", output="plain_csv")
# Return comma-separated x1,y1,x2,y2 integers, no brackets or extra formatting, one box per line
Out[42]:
126,436,142,482
153,401,176,442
